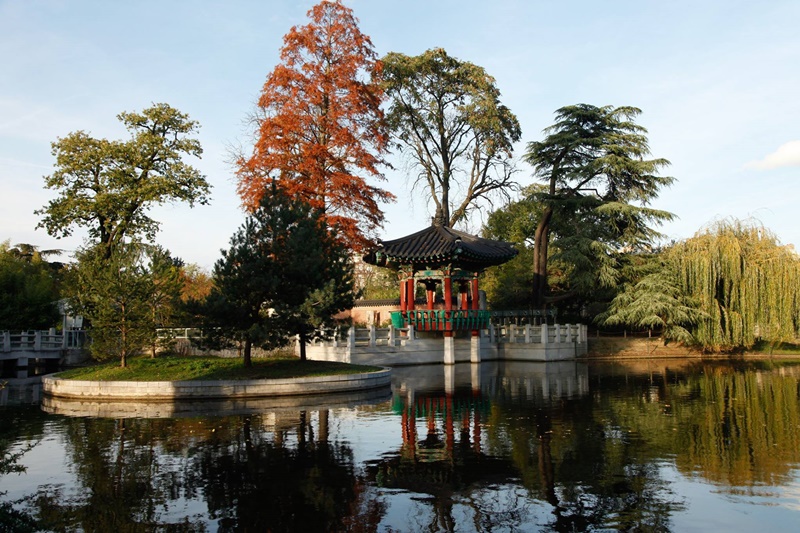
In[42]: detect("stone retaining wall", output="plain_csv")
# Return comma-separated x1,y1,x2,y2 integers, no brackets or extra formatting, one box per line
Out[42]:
42,368,391,401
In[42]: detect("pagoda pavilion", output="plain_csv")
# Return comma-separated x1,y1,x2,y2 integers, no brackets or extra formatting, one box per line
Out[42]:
363,223,517,362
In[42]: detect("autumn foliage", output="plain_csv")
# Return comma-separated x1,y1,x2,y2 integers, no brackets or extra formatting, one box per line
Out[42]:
236,0,394,251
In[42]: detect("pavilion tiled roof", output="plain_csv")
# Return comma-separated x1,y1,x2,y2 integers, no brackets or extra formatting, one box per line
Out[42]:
364,224,517,270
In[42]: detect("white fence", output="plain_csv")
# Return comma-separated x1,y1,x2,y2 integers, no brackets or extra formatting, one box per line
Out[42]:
1,329,85,352
310,323,587,350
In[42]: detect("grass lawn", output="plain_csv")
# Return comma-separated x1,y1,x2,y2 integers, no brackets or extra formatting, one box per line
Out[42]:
55,355,384,382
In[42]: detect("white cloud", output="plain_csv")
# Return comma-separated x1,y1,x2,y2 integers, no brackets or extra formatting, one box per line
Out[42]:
746,140,800,170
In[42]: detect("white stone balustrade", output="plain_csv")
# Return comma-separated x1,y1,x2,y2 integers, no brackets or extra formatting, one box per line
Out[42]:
303,323,588,365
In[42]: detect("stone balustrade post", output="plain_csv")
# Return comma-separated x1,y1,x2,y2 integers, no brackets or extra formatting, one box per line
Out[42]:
408,325,415,342
348,327,356,350
388,325,396,346
2,331,9,352
554,324,561,343
524,324,531,343
369,325,376,347
34,331,42,351
541,323,549,344
509,324,516,343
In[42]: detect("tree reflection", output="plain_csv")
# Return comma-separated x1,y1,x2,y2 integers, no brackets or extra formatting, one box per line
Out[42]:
599,361,800,489
26,409,382,531
0,405,44,532
32,417,207,531
487,385,683,532
189,410,382,532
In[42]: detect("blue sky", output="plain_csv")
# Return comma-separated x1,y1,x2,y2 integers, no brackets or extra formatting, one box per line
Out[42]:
2,0,798,269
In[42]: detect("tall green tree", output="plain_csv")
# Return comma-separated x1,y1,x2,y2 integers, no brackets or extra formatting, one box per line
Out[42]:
69,243,181,367
36,103,211,258
598,251,703,344
481,191,539,309
523,104,675,307
144,246,183,357
209,185,355,366
383,48,521,228
0,241,61,330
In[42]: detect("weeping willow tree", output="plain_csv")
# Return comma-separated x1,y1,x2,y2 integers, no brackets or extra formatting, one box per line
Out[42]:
672,220,800,351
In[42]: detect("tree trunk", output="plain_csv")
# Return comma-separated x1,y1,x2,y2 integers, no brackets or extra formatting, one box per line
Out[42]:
120,311,127,368
243,338,252,368
532,206,553,309
299,331,307,362
151,309,157,358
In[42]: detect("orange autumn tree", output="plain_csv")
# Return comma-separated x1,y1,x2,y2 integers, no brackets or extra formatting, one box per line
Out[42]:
236,0,394,251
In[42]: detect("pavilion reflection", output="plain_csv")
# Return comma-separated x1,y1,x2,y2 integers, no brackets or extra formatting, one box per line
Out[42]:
368,361,589,528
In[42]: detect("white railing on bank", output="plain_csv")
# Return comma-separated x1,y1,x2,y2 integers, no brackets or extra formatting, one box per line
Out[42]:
309,323,587,350
1,329,85,352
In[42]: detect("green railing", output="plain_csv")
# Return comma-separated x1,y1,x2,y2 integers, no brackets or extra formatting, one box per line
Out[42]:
390,310,490,331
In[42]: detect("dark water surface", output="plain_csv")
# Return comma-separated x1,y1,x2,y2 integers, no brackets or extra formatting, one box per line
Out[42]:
2,359,800,532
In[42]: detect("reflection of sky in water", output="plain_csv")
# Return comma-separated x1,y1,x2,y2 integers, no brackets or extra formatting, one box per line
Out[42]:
327,408,403,463
782,475,800,512
376,485,557,532
668,466,800,533
5,426,71,501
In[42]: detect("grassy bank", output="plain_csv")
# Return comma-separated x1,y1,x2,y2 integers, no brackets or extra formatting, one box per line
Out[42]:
587,336,800,358
56,355,383,382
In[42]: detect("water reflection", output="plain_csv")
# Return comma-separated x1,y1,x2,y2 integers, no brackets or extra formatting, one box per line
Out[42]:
1,360,799,531
591,360,800,489
0,377,41,406
41,386,392,419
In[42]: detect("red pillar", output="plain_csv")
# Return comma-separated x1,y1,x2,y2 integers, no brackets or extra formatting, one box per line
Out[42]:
407,275,415,311
444,272,453,334
460,282,469,310
399,278,407,312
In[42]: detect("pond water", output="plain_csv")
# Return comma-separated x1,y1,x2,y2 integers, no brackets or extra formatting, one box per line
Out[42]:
2,359,800,532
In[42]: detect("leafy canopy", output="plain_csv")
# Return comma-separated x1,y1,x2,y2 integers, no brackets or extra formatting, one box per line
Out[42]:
670,219,800,351
522,104,674,307
0,241,61,330
598,252,703,345
236,0,393,251
36,103,211,256
383,47,521,228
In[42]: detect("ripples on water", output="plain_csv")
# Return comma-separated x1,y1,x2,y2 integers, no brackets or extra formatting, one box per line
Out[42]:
2,359,800,531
